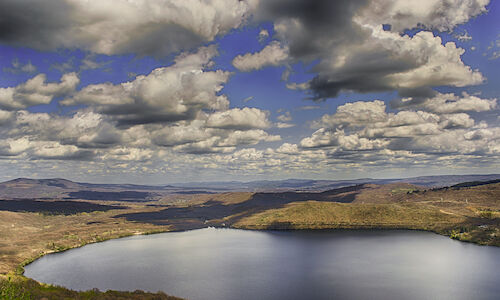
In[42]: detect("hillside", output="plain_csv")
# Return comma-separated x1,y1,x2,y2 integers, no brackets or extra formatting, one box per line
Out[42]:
0,178,499,299
232,182,500,246
1,174,500,199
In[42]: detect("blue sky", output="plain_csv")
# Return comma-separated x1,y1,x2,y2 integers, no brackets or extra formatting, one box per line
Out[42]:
0,0,499,184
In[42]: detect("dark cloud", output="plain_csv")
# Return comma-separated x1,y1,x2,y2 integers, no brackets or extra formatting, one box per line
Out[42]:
254,0,485,100
0,0,73,50
0,0,253,57
256,0,368,61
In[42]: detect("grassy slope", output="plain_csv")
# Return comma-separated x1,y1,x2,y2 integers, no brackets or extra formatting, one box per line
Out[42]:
233,201,465,230
233,183,500,246
0,205,180,299
0,207,171,274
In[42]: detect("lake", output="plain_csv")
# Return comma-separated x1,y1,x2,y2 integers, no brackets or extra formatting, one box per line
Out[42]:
25,228,500,300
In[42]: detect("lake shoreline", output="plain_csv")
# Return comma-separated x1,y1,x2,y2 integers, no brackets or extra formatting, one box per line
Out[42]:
2,204,498,300
21,227,500,300
16,223,500,277
4,225,493,297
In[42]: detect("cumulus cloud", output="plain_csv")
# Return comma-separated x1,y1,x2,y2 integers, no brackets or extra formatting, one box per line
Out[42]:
152,120,211,147
0,73,79,110
392,92,497,113
0,110,13,125
254,0,487,100
276,143,299,154
219,129,280,146
0,138,31,157
102,147,154,162
0,136,94,160
8,110,121,149
62,46,230,126
0,0,256,57
358,0,489,32
0,0,489,101
31,141,95,160
0,107,278,160
151,117,279,153
206,107,271,130
300,128,389,149
0,45,279,161
304,27,484,100
314,100,387,128
0,0,496,179
299,99,500,160
232,41,289,71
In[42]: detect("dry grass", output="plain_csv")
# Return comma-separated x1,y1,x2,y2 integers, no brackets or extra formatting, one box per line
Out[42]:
232,183,500,246
0,203,181,299
0,206,171,275
233,201,466,230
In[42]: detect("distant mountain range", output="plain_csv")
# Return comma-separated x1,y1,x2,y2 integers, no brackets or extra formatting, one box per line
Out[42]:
168,174,500,191
1,174,500,200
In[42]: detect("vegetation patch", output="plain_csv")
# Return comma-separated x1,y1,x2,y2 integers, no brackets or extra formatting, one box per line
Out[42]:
0,275,182,300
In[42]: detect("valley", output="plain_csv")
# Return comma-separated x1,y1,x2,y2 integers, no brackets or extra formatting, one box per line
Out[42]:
1,175,499,299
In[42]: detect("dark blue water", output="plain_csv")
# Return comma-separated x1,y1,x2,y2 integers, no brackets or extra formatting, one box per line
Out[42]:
25,228,500,300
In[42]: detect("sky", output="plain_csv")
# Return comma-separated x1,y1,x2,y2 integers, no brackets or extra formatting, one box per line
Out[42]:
0,0,499,184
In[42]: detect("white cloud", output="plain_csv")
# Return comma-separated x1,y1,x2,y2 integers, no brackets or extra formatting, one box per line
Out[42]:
439,113,475,129
276,143,299,154
0,138,31,156
103,147,153,162
219,130,280,147
379,29,484,89
152,120,211,147
276,122,295,129
315,100,387,128
232,41,289,71
0,110,13,125
300,128,389,150
299,99,500,165
277,111,292,122
206,107,271,130
359,0,489,32
0,73,79,110
63,46,230,126
31,141,94,160
395,92,497,113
